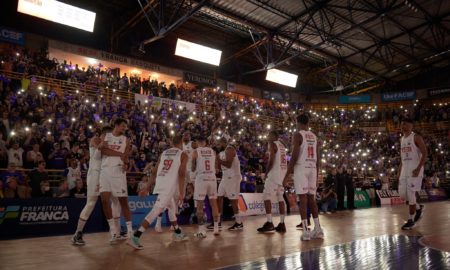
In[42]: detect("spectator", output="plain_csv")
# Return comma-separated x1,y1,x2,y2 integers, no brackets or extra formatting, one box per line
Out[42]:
335,167,346,210
0,133,8,168
48,142,67,169
179,183,195,223
1,162,25,185
29,161,49,197
319,185,337,213
64,159,81,190
66,143,82,165
430,172,440,188
137,175,150,196
135,153,147,172
70,179,87,198
7,142,24,168
25,143,43,169
37,180,53,198
127,177,138,196
4,177,30,198
54,179,70,198
344,168,355,210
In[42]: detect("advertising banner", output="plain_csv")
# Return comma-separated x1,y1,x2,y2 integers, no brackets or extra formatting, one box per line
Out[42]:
184,72,216,86
0,27,25,45
381,91,416,102
428,88,450,97
426,188,448,201
48,39,182,76
237,193,280,216
376,190,405,205
120,195,169,229
135,94,197,112
344,190,371,208
339,95,371,104
0,198,106,239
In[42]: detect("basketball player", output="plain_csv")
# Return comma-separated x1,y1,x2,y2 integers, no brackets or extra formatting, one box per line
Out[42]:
191,136,220,237
215,137,243,231
398,118,427,230
283,114,323,241
128,135,188,250
71,127,123,245
182,132,196,184
258,130,287,233
99,118,133,243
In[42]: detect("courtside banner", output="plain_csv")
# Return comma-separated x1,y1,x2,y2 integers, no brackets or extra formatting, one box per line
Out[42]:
344,190,371,208
381,90,416,102
238,193,280,216
376,190,405,205
120,195,168,229
0,198,106,239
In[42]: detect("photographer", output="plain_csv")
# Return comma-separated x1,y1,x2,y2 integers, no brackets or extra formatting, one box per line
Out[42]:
319,184,337,213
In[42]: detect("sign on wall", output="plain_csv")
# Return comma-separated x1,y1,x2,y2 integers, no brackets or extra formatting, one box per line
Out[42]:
339,95,371,104
428,88,450,97
183,72,217,86
0,27,25,45
381,91,416,102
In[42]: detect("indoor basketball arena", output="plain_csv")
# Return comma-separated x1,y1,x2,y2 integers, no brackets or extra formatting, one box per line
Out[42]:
1,0,450,269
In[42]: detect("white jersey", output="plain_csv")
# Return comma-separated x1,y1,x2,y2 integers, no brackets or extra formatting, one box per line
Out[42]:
66,166,81,189
88,146,101,172
195,147,216,180
101,132,127,169
295,130,317,168
153,148,183,195
267,140,288,185
220,145,241,181
400,132,423,178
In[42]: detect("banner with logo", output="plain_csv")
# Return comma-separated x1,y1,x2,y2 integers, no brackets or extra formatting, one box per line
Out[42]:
238,193,281,216
376,190,405,205
418,190,429,202
0,198,106,239
134,94,197,112
381,91,416,102
184,72,216,86
428,88,450,97
344,190,371,208
426,188,447,201
120,195,170,230
0,27,25,45
339,95,371,104
48,39,182,77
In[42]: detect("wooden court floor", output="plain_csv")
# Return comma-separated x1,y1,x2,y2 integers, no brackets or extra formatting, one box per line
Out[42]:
1,201,449,270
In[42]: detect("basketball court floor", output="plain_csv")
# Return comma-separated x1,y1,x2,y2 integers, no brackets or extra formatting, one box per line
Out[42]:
1,201,449,270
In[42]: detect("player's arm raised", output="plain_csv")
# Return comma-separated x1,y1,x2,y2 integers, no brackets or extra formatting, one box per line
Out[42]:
266,141,277,175
413,134,428,177
178,152,188,202
283,133,302,186
218,147,236,168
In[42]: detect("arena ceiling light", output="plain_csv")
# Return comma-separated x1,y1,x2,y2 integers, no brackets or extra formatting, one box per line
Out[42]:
17,0,96,32
175,38,222,66
266,68,298,88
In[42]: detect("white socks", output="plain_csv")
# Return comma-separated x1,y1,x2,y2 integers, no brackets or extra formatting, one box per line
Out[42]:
313,218,320,229
280,215,285,223
76,218,86,233
266,214,272,223
107,219,116,237
416,204,421,210
302,219,308,231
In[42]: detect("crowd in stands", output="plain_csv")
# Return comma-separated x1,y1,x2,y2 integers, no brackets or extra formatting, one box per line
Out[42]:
0,46,449,201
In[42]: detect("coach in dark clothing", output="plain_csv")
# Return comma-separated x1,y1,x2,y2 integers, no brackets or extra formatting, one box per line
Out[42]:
29,161,49,197
344,168,356,209
324,168,338,190
336,167,346,210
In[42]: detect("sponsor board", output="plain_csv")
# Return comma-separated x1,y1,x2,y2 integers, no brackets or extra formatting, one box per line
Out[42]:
0,27,25,45
0,198,106,239
339,95,371,104
120,195,168,229
344,190,371,208
381,91,416,102
238,193,280,216
376,190,405,205
426,188,447,201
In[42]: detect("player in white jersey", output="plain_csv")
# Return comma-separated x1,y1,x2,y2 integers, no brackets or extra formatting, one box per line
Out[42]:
258,130,288,233
71,127,123,245
191,136,220,238
99,118,133,243
216,137,243,231
398,118,427,230
284,114,323,241
128,135,188,250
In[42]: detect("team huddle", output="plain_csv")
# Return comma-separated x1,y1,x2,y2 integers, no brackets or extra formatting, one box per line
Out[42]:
71,114,427,249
